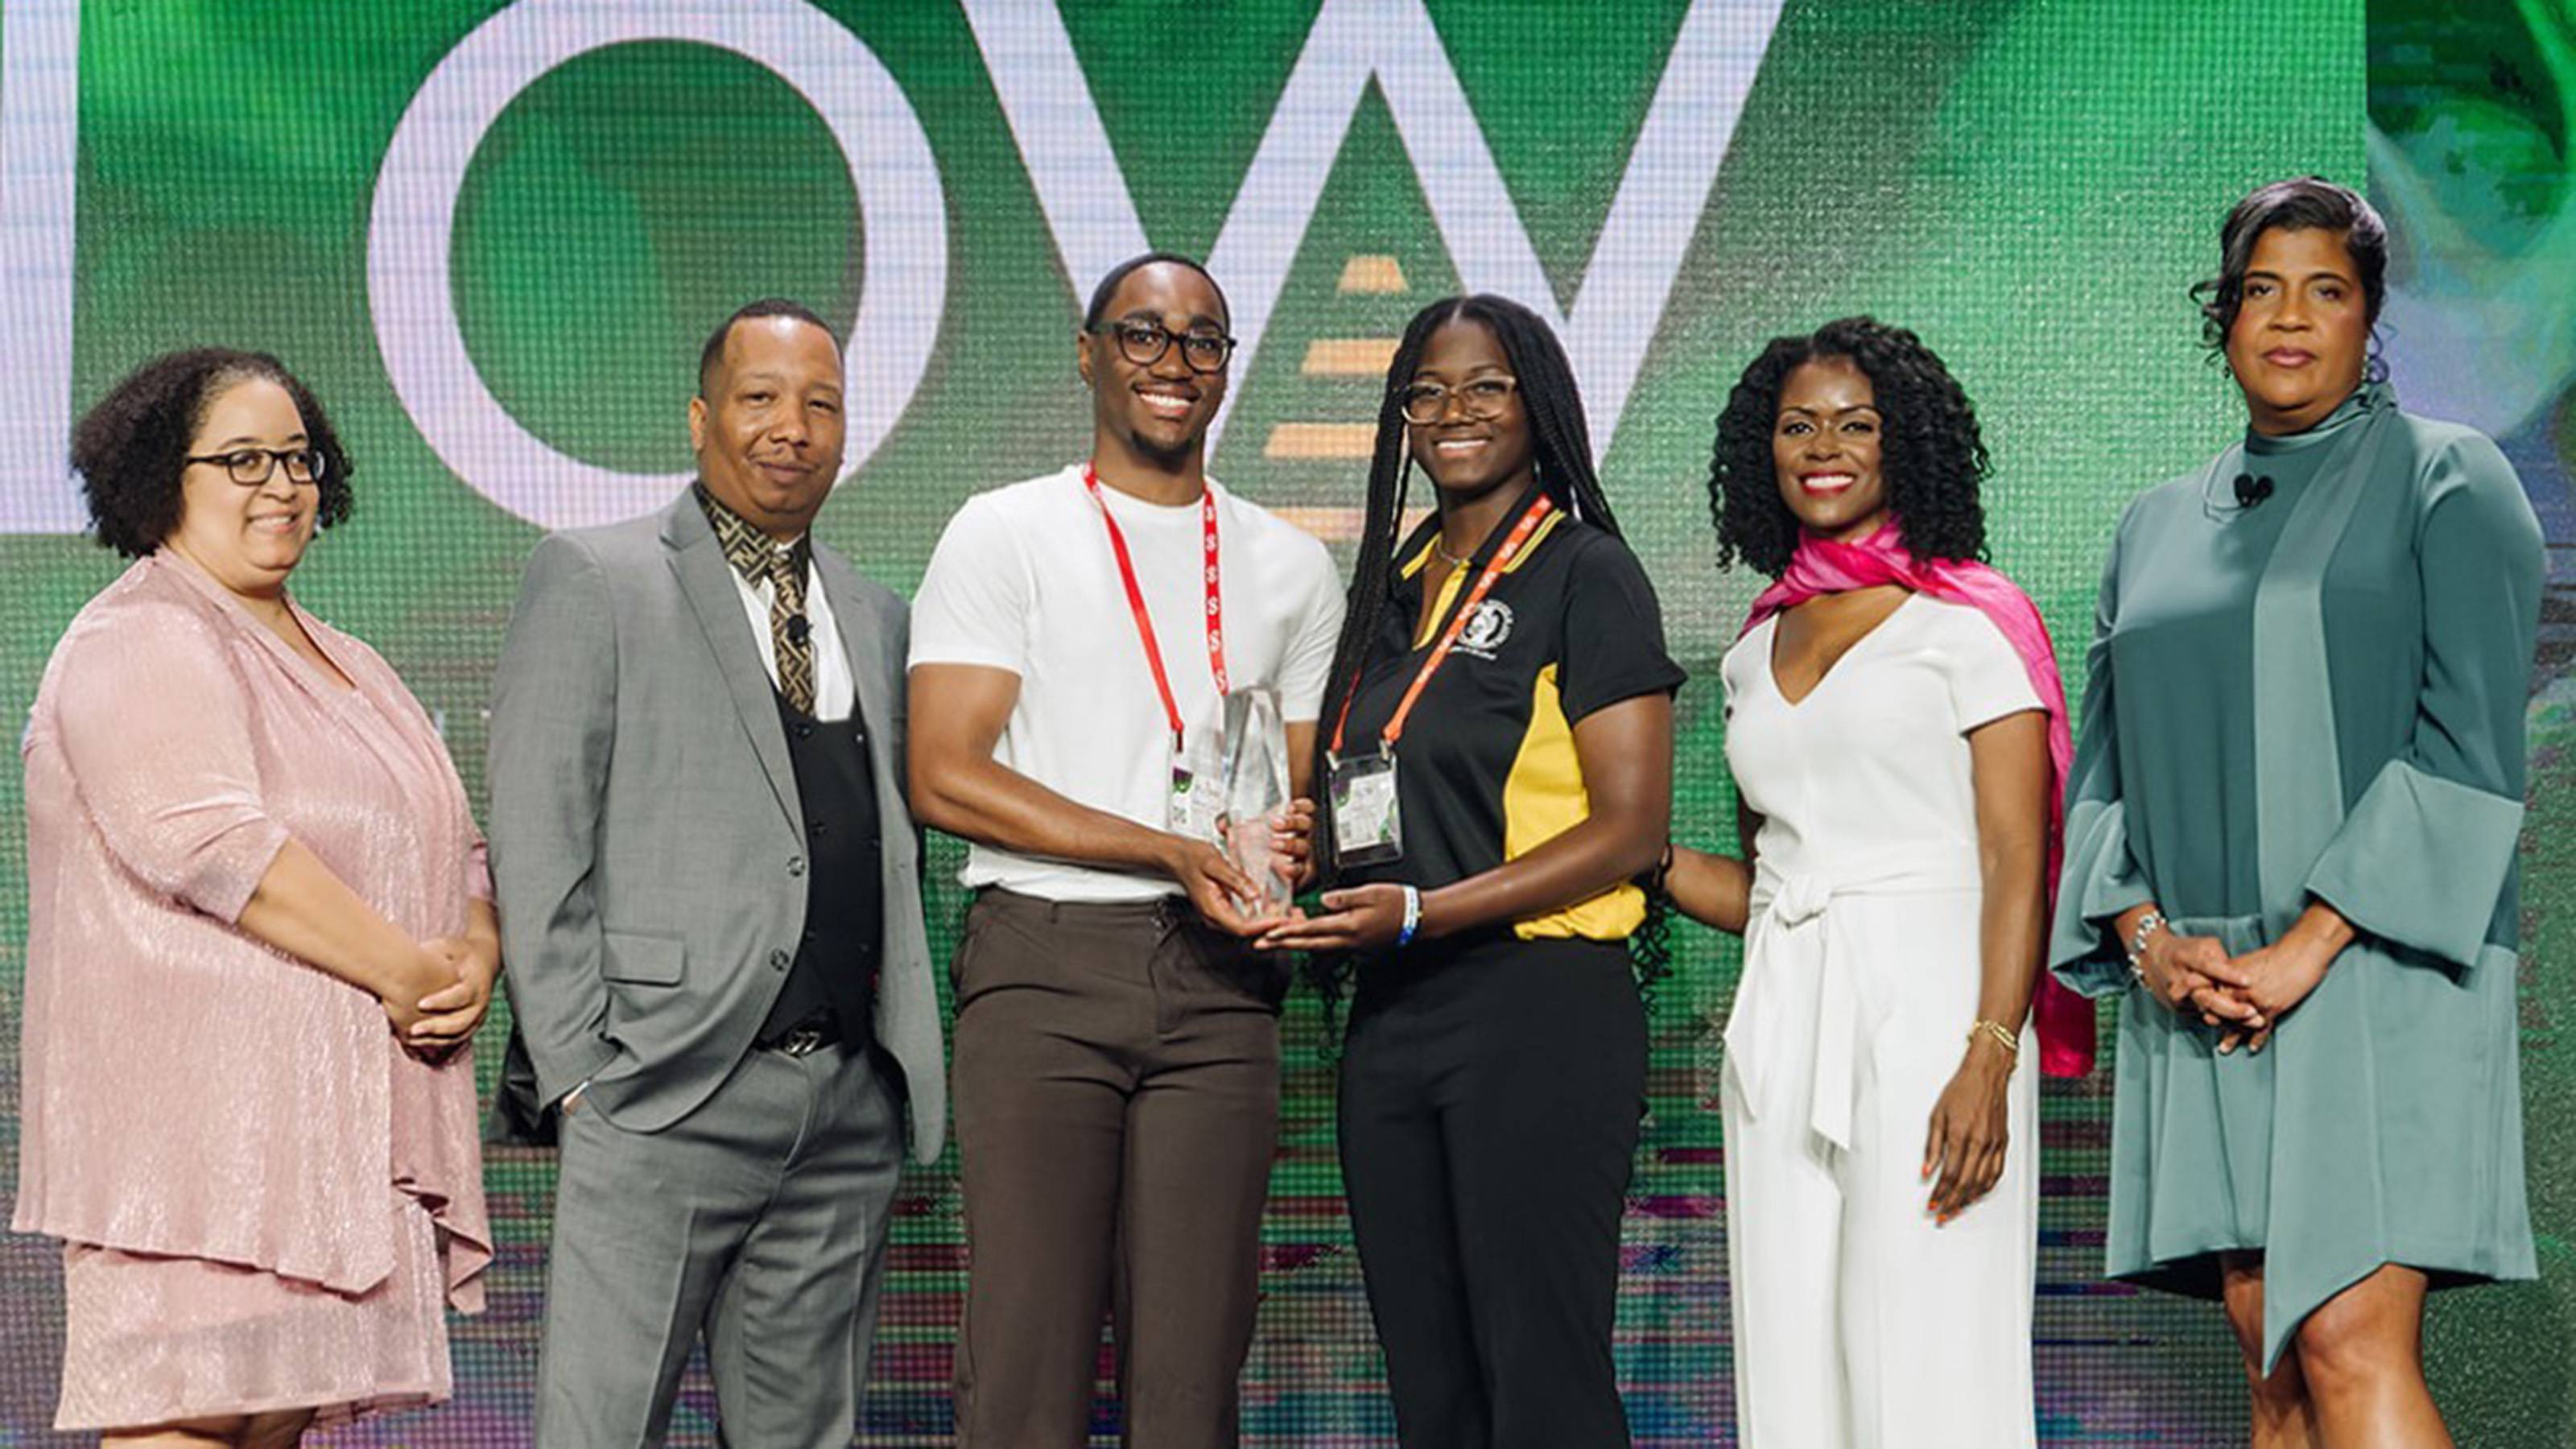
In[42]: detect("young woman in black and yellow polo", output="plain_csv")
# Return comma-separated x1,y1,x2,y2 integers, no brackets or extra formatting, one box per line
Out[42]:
1260,294,1679,1448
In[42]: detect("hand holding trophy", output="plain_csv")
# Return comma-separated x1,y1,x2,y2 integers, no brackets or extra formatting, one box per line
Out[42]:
1214,688,1299,924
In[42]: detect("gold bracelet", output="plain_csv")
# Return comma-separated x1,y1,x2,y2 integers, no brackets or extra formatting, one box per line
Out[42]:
1968,1018,2021,1059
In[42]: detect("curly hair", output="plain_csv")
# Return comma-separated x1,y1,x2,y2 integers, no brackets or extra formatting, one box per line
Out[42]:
72,349,353,559
2190,175,2388,378
1705,316,1989,577
1305,294,1670,1027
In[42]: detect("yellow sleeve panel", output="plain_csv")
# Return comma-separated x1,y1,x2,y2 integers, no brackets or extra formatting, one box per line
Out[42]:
1504,663,1646,940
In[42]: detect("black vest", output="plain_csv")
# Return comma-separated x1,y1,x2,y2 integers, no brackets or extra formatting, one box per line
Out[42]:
758,688,883,1042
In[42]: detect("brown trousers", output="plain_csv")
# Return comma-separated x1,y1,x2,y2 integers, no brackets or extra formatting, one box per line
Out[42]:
950,888,1287,1448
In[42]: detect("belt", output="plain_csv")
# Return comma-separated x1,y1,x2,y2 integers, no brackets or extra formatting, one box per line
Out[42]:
754,1011,843,1058
1723,848,1982,1152
975,885,1187,930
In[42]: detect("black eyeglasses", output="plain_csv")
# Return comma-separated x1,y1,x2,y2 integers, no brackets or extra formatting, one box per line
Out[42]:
186,447,328,486
1093,320,1236,374
1399,376,1519,426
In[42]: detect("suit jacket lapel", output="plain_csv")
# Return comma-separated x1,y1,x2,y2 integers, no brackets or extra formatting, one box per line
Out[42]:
663,494,802,831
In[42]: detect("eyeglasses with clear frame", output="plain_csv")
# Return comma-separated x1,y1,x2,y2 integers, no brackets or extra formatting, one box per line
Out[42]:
184,448,328,486
1093,320,1236,374
1399,375,1519,426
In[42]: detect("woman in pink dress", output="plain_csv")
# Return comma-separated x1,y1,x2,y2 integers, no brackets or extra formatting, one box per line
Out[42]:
14,350,496,1446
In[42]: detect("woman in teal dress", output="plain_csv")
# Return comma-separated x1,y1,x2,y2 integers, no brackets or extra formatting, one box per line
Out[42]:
2052,175,2541,1447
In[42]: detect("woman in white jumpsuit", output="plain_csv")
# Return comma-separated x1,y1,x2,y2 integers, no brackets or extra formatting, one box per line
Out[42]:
1666,317,2092,1447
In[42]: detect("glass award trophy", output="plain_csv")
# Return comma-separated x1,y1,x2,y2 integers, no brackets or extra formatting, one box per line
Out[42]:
1216,687,1296,920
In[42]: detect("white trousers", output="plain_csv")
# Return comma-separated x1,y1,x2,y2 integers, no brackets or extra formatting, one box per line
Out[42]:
1720,869,2040,1448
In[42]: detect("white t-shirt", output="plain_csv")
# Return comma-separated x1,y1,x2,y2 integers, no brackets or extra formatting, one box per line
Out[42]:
910,464,1346,900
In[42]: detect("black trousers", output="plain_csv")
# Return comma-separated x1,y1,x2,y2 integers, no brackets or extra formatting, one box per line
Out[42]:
1337,935,1649,1449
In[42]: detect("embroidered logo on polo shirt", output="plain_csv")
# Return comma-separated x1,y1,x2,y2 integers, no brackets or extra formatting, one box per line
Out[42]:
1455,599,1514,659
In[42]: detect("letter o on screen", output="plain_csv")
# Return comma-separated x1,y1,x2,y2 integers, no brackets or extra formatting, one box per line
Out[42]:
367,0,946,529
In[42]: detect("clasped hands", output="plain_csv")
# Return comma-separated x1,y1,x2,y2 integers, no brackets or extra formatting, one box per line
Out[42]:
378,934,499,1056
2134,911,2347,1054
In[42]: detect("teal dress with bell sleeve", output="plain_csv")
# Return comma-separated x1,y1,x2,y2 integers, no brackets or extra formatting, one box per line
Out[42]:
2049,382,2542,1371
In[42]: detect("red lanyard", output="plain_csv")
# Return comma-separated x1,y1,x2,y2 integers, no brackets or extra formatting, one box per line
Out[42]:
1085,463,1226,749
1331,491,1554,754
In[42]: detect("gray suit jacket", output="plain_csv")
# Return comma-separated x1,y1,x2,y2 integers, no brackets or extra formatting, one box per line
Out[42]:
488,489,943,1161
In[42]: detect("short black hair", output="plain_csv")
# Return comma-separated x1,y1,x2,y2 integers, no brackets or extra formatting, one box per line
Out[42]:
72,349,354,559
1081,250,1229,332
1707,316,1989,577
697,297,841,398
2194,176,2388,353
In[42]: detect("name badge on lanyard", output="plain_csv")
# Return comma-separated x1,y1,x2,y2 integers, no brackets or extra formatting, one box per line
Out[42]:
1327,745,1404,866
1324,490,1554,868
1084,464,1228,837
1170,736,1226,840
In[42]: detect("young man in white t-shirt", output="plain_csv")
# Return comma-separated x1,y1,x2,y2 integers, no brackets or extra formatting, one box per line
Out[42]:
907,254,1344,1447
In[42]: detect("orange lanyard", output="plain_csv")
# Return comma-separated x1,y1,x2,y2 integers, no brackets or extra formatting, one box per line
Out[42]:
1330,491,1554,755
1085,464,1227,749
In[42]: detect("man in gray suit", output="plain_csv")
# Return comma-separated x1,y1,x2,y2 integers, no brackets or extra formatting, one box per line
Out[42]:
489,298,943,1447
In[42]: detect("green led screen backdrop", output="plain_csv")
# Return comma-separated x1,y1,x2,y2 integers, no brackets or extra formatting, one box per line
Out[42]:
2,0,2569,1443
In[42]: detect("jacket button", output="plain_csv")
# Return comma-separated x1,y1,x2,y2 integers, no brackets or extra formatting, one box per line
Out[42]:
768,948,791,970
788,855,807,877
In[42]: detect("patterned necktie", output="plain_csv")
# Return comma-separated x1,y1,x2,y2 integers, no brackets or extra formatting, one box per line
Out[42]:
763,545,815,715
699,485,817,715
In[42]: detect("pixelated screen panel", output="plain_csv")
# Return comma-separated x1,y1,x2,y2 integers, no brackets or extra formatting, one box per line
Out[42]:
0,1,2564,1444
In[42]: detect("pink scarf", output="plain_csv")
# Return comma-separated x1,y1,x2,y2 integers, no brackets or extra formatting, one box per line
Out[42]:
1742,521,2096,1078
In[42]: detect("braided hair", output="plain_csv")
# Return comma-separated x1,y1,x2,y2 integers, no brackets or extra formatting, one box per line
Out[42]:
1706,316,1990,578
1305,294,1670,1020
